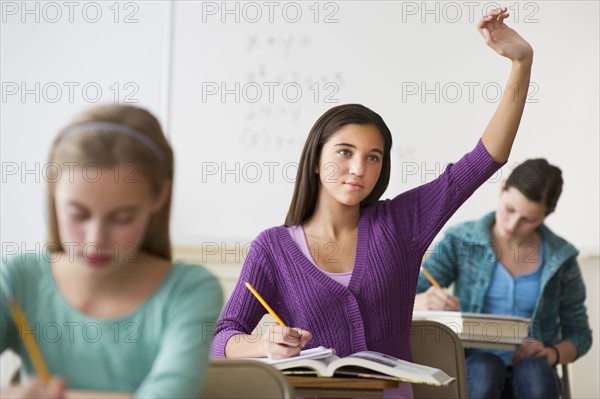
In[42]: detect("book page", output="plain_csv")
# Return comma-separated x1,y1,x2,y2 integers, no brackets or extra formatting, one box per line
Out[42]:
327,351,454,386
247,346,335,365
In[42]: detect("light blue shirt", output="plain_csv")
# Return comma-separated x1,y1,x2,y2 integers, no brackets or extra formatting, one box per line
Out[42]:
476,241,544,364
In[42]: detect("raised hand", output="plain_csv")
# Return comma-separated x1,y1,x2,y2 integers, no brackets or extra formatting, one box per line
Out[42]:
478,7,533,63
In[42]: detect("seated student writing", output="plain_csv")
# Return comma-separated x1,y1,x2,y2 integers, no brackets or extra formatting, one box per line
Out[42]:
211,8,533,398
0,105,223,399
414,159,592,399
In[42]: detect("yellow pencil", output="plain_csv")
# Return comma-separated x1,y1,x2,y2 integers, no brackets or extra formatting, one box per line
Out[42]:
420,267,441,289
244,282,286,327
8,297,51,383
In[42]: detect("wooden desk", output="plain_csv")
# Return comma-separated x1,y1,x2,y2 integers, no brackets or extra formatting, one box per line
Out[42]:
286,376,398,398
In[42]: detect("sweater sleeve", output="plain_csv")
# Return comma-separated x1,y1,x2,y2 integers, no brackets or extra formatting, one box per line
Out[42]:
557,257,593,359
386,139,503,255
134,266,223,399
210,237,277,358
416,230,461,293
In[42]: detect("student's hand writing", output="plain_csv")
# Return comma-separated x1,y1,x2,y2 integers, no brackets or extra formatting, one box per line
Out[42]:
512,338,557,366
262,325,312,359
477,7,533,63
414,286,460,311
1,377,66,399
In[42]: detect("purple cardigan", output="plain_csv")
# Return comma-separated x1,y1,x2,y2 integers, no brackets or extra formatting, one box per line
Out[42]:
211,140,503,360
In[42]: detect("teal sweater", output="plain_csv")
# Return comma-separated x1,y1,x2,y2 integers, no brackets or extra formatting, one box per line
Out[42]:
1,255,223,398
416,212,592,359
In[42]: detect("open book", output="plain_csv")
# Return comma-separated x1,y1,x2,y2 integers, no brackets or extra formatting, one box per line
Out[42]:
413,311,531,349
254,346,455,386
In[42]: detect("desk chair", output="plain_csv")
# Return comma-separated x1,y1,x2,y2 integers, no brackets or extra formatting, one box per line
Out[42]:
558,363,571,399
410,319,468,399
202,359,295,399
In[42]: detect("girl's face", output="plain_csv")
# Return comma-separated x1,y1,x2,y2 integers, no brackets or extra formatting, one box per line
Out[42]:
54,165,164,274
494,186,546,242
316,124,384,208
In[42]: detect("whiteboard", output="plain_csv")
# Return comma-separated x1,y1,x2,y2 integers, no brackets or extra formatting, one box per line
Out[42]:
0,1,171,252
169,1,599,253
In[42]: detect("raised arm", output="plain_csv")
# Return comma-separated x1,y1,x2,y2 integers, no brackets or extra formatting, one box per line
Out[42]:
478,7,534,162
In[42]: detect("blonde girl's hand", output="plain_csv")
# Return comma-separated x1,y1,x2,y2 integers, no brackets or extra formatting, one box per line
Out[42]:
1,377,66,399
261,325,312,359
477,7,533,63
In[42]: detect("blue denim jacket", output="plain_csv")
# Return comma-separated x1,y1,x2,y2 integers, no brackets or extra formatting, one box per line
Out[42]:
417,212,592,359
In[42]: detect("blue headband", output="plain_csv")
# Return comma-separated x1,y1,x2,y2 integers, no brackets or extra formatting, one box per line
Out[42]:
58,122,167,165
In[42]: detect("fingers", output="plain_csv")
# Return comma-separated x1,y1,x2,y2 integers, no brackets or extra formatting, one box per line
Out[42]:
47,378,66,399
512,339,544,364
425,286,460,311
262,326,313,359
477,7,509,36
445,295,461,311
294,328,313,347
497,10,509,24
486,7,509,22
16,378,66,399
535,347,551,360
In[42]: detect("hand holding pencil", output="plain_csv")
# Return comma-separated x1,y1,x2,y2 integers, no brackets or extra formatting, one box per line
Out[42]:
245,282,312,359
0,378,65,399
8,297,51,383
2,297,66,399
415,269,460,311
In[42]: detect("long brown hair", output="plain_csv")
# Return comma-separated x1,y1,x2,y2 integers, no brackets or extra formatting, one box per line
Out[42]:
285,104,393,226
46,104,174,260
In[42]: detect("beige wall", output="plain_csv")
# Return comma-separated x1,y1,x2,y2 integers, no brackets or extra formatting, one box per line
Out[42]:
570,254,599,398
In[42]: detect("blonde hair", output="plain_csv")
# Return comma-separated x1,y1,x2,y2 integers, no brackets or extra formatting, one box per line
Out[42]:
46,104,174,260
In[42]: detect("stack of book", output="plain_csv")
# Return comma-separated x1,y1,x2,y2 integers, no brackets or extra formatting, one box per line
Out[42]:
412,311,532,350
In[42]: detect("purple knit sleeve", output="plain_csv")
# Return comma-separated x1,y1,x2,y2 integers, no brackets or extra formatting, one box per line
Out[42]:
210,236,275,358
384,139,504,255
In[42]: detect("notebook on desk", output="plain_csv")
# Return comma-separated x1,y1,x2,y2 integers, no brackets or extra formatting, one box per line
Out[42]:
412,310,531,347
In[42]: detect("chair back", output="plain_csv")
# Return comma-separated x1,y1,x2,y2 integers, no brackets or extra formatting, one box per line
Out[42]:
410,319,468,399
202,359,295,399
